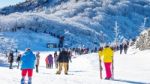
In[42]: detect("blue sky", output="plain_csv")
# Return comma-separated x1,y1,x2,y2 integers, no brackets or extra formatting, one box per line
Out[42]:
0,0,25,8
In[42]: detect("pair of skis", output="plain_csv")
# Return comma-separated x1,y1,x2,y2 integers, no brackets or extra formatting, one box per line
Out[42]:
99,56,114,80
99,58,103,79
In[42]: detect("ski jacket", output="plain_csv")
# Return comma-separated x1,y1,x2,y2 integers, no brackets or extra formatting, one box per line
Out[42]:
47,55,53,64
45,56,49,64
16,54,21,62
54,52,58,62
101,47,114,63
8,52,14,63
57,51,69,63
98,50,103,58
21,50,36,69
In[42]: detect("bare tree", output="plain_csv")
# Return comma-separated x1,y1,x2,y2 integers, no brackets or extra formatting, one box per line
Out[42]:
114,21,119,43
139,17,148,32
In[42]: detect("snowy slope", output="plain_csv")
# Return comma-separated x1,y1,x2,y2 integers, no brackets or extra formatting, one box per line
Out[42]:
0,47,150,84
0,29,59,51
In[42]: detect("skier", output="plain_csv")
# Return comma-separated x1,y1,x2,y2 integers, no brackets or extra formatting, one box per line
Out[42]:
35,51,40,73
16,53,22,69
20,48,36,84
8,51,14,69
56,48,70,75
100,45,114,80
54,51,59,68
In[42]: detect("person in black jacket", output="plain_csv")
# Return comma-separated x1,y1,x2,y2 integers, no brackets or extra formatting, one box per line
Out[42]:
56,48,70,75
119,43,123,54
8,51,14,69
16,53,22,69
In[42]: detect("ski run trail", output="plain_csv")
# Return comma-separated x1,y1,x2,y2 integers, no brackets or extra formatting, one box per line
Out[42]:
0,47,150,84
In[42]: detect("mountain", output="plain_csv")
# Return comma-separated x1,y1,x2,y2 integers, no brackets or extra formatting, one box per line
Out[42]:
0,0,68,15
0,0,150,49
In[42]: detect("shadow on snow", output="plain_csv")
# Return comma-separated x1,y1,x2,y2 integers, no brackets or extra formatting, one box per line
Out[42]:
113,79,149,84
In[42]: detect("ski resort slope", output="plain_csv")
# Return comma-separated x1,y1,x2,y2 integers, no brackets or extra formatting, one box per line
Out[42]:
0,30,59,51
0,47,150,84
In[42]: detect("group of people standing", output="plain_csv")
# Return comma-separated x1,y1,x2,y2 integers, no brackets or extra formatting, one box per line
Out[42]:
45,54,54,69
7,48,40,84
44,49,72,75
19,48,72,84
6,40,129,83
119,41,129,54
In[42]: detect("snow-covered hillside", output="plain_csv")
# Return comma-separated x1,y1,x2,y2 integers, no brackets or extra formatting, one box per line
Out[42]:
0,29,59,51
0,46,150,84
0,0,150,48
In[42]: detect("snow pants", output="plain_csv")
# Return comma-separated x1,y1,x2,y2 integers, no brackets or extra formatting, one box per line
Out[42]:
22,69,33,77
57,62,68,74
104,62,112,79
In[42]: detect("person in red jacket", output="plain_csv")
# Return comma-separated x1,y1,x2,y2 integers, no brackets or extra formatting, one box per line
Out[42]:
45,56,49,68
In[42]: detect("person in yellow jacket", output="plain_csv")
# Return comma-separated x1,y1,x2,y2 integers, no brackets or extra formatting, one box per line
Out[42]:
98,47,103,79
99,45,114,80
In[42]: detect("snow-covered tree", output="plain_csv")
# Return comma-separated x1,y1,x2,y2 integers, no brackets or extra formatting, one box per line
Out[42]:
114,21,119,43
136,28,150,50
101,0,112,8
0,35,17,56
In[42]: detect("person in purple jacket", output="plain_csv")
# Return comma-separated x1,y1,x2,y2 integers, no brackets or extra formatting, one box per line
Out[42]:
47,54,53,69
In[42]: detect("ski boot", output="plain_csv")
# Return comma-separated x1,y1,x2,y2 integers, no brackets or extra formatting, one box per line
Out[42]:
21,78,25,84
28,78,32,84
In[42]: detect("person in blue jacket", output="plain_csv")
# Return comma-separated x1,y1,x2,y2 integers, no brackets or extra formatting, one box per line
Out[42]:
20,48,36,84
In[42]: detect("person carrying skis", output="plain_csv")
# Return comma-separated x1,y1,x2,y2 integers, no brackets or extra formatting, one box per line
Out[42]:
35,51,40,73
20,48,36,84
100,45,114,80
98,47,103,79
